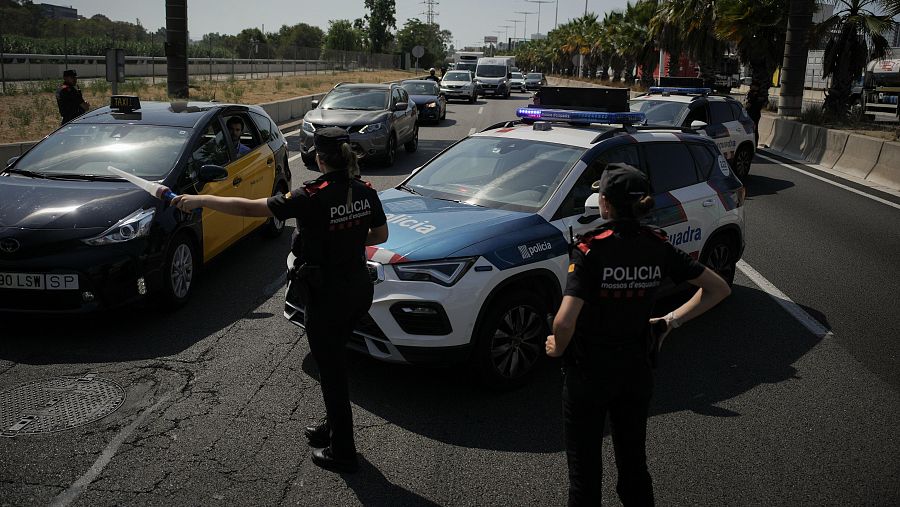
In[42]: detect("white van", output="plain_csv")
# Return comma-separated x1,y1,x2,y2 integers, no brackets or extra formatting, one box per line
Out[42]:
475,57,512,98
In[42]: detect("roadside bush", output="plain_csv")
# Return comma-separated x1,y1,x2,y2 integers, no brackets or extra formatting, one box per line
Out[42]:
799,104,827,126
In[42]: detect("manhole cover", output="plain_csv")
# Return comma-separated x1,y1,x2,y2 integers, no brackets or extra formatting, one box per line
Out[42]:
0,374,125,437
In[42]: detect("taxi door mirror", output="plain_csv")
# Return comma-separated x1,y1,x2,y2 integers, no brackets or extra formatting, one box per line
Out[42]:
578,193,603,224
690,120,708,129
198,164,228,183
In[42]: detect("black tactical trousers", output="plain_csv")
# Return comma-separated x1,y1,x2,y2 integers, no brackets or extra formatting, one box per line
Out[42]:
562,347,655,507
303,266,373,458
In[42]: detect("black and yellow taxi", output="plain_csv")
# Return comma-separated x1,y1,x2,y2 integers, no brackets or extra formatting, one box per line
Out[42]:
0,96,291,312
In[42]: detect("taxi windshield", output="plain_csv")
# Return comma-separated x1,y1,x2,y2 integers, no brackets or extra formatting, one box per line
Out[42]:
402,82,439,96
14,124,191,179
320,88,389,111
629,100,687,126
404,137,585,213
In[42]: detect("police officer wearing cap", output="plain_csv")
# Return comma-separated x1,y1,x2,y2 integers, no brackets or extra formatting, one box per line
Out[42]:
56,69,90,125
166,127,388,473
546,163,731,506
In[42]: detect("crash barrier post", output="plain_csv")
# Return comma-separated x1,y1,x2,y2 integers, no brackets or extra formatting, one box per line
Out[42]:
833,133,884,179
865,141,900,188
0,141,36,164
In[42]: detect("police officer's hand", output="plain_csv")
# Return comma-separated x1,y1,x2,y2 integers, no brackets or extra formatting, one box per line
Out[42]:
649,317,672,350
171,194,203,212
546,335,563,357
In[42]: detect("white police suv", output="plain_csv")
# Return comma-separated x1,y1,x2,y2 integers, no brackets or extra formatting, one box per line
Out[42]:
286,87,746,388
630,78,756,179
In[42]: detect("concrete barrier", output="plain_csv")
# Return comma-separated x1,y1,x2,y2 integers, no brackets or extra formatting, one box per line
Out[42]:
757,115,775,147
833,134,884,179
798,123,826,163
770,118,800,152
0,142,37,165
818,129,850,169
865,141,900,188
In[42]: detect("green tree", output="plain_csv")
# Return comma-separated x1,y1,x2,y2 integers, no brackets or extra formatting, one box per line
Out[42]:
277,23,325,56
396,18,449,69
716,0,787,99
363,0,396,53
323,19,363,51
815,0,900,116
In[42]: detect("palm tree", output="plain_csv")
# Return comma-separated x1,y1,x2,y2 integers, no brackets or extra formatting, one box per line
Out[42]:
716,0,788,100
651,0,724,83
815,0,900,116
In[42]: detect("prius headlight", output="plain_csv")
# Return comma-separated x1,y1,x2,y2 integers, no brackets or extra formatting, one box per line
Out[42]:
359,122,384,134
393,258,476,286
83,208,155,246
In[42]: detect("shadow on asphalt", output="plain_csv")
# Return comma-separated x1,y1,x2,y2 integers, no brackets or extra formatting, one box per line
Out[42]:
419,118,458,128
301,282,825,453
744,172,796,198
342,454,442,506
1,226,294,365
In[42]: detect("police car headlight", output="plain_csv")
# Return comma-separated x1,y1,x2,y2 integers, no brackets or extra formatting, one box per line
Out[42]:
302,120,315,133
359,122,383,134
83,208,155,246
393,258,475,286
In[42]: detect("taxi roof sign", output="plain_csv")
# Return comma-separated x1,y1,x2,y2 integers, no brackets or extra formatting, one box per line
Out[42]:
110,95,141,112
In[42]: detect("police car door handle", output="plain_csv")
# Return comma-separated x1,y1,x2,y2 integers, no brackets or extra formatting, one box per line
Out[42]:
232,176,242,187
702,199,716,207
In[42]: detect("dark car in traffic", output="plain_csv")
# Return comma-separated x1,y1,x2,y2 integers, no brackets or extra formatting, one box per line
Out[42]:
401,80,447,123
299,83,419,166
524,72,547,90
0,97,291,313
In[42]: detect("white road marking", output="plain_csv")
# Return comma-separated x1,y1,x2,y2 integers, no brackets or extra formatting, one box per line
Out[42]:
288,152,304,163
478,107,484,115
468,128,476,136
756,152,900,211
737,260,833,339
282,128,302,137
50,394,172,507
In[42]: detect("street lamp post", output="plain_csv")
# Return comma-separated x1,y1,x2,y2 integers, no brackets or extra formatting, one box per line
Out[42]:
498,25,513,50
526,0,553,37
514,10,537,41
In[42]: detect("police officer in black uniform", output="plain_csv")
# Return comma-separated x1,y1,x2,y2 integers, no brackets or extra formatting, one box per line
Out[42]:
425,68,440,82
167,127,388,473
56,69,90,125
546,164,731,506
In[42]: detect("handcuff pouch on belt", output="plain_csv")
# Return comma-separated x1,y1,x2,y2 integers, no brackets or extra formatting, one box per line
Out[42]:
286,263,323,306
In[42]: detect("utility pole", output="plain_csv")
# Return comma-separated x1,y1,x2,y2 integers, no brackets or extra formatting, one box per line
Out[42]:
514,11,536,41
421,0,439,26
526,0,553,37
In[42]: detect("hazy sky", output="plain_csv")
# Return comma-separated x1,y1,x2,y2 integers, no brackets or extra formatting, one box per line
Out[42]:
61,0,625,49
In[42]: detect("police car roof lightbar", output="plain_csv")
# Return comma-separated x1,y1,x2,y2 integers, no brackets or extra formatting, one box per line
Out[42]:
648,87,711,95
516,107,646,125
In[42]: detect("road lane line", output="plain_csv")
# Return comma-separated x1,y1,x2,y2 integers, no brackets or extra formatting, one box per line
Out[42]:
288,152,304,163
756,152,900,211
50,394,172,507
282,128,302,137
478,107,484,115
737,260,833,339
468,128,476,136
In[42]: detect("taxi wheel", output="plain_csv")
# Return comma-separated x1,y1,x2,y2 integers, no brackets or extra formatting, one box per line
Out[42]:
405,126,419,153
474,292,548,390
158,233,198,309
701,235,736,286
733,146,753,179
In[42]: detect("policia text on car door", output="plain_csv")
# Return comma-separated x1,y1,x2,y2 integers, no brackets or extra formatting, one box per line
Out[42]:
546,164,731,506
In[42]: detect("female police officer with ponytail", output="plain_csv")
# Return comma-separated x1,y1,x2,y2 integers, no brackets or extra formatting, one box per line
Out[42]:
167,127,388,473
546,163,731,506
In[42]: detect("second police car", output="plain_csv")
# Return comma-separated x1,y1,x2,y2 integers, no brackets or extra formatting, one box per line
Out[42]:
630,77,757,179
286,87,746,388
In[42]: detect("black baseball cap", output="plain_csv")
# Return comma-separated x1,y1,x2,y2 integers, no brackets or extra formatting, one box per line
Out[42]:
593,163,650,203
63,69,77,77
313,127,350,155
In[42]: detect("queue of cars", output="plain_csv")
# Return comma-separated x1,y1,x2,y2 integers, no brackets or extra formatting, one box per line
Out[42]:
1,80,751,389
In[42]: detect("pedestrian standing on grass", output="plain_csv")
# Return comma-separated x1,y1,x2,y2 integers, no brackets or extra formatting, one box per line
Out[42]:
56,69,90,125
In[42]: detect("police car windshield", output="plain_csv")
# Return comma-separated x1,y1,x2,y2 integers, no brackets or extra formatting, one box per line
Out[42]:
402,82,439,95
629,100,687,126
320,89,389,111
14,124,191,179
405,137,585,213
443,72,471,81
477,65,507,78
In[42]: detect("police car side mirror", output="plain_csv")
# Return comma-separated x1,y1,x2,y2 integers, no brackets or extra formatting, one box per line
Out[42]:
690,120,708,129
310,99,319,109
6,156,19,167
198,164,228,183
578,193,603,224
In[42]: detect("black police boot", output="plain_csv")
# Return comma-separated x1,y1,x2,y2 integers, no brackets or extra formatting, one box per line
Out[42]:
310,447,359,473
304,418,329,448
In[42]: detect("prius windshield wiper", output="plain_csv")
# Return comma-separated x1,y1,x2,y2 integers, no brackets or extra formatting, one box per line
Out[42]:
397,184,421,195
39,173,125,181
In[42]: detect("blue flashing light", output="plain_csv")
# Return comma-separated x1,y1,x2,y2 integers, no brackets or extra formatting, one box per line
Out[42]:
516,107,646,124
648,86,711,95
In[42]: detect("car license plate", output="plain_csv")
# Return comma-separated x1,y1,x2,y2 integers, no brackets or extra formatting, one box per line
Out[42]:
0,272,79,290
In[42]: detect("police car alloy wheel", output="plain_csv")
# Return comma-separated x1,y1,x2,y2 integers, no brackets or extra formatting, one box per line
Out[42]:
700,235,737,286
474,292,548,389
732,146,753,179
159,233,198,308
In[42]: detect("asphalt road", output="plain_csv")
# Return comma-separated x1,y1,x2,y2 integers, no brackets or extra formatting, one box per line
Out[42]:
1,92,898,506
